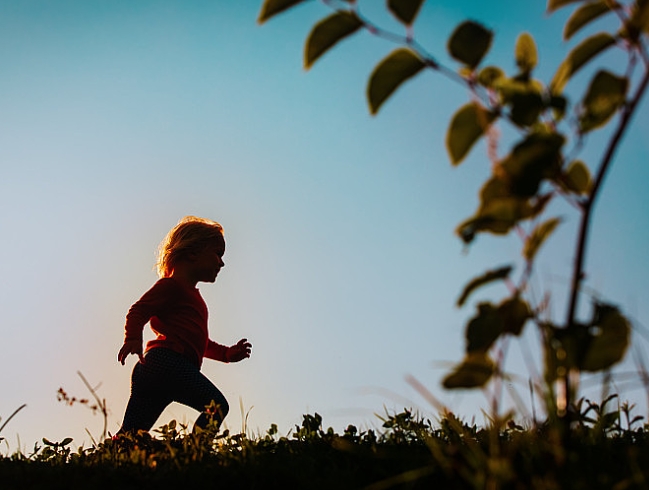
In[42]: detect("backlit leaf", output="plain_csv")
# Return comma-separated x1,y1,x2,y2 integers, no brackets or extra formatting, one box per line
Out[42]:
523,217,562,262
388,0,425,26
466,303,503,352
582,306,630,371
547,0,588,13
448,21,493,68
446,102,497,165
498,297,532,336
305,11,363,69
442,352,495,389
367,48,425,115
477,66,505,88
550,32,616,93
562,160,592,194
564,1,619,40
509,91,545,127
456,197,535,242
579,70,628,133
515,33,538,73
258,0,305,24
457,265,513,307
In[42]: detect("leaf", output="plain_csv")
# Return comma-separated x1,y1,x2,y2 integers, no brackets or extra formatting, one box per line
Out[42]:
465,302,503,352
367,48,425,114
446,102,497,165
579,69,628,133
547,0,589,13
564,1,619,40
523,217,562,261
581,305,630,371
61,437,73,446
457,265,513,307
550,32,616,93
499,132,565,197
477,66,505,88
456,197,535,242
305,11,363,70
509,91,545,127
388,0,425,26
258,0,305,24
562,160,592,194
498,297,532,336
515,33,538,73
442,352,495,389
447,21,493,69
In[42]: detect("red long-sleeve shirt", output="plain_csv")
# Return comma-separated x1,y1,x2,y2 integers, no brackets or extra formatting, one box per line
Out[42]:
124,277,228,367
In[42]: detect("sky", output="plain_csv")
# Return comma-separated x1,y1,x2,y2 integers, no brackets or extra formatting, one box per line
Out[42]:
1,0,649,452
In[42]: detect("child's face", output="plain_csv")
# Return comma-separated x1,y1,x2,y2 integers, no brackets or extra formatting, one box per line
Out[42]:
192,236,226,283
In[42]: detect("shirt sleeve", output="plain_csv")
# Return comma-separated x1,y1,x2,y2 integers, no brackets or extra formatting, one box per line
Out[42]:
205,340,229,362
124,279,176,342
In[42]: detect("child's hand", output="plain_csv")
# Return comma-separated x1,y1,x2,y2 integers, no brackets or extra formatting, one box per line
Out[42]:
226,338,252,363
118,340,144,365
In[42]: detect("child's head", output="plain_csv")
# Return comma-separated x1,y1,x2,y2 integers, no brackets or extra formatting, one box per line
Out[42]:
156,216,224,278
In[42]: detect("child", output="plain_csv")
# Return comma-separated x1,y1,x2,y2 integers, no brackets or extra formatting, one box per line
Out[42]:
116,216,251,434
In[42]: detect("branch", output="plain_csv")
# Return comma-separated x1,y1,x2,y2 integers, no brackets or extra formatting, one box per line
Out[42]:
566,64,649,329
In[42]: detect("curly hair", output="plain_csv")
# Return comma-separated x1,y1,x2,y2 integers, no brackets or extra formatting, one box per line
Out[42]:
156,216,224,278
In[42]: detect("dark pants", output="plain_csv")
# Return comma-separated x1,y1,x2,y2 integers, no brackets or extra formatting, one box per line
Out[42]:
119,348,229,433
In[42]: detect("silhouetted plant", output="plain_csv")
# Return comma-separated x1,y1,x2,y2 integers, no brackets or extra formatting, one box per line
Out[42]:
258,0,648,437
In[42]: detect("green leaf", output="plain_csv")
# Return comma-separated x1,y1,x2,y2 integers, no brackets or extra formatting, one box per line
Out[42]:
582,305,630,371
446,102,497,165
547,0,588,13
457,265,513,307
60,437,73,446
442,352,495,389
304,11,363,70
523,217,562,262
258,0,305,24
579,69,628,133
515,33,538,73
562,160,592,194
456,197,536,242
477,66,505,88
499,132,565,197
367,48,425,115
550,32,616,93
447,21,493,69
388,0,425,26
564,1,619,40
466,302,504,352
498,297,532,336
509,91,545,127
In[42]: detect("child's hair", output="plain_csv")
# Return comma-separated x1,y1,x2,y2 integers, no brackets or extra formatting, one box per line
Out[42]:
156,216,224,278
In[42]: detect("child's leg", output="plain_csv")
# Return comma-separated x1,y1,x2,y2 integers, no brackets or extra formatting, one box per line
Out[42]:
118,350,175,433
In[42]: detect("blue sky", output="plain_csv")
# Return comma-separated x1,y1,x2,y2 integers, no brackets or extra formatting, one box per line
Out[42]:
1,0,649,451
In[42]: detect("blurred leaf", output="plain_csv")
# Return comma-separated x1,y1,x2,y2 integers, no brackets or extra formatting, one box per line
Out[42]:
628,0,649,37
498,297,532,336
499,132,565,197
448,21,493,68
548,0,589,13
523,217,562,262
477,66,505,88
388,0,425,25
457,197,535,242
466,303,503,352
549,94,568,119
564,1,619,40
509,91,545,127
442,352,495,389
446,102,497,165
582,305,630,371
562,160,592,194
258,0,305,24
367,48,425,115
551,32,616,93
61,437,73,446
579,70,628,133
457,265,513,307
515,32,538,73
305,11,363,69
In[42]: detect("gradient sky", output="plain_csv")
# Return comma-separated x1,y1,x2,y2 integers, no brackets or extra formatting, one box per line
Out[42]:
1,0,649,452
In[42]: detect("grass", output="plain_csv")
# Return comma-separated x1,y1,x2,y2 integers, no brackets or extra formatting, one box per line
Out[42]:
3,401,649,490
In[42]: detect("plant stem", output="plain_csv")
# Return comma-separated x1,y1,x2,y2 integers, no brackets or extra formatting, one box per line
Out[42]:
562,64,649,419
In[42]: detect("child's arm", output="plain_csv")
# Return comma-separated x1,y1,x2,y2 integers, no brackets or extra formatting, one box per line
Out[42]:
118,340,144,365
205,338,252,363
